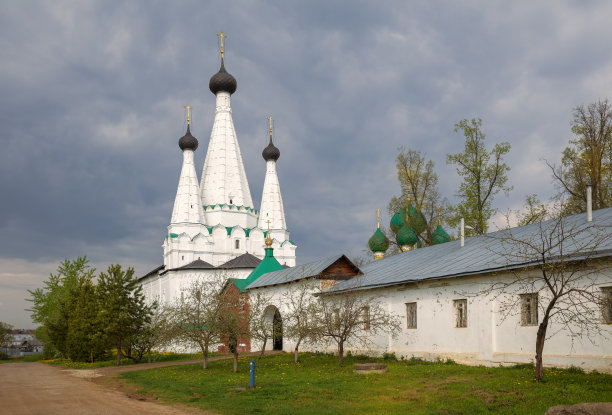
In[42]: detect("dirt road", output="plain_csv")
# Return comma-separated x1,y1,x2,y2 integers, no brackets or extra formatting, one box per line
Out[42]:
0,352,279,415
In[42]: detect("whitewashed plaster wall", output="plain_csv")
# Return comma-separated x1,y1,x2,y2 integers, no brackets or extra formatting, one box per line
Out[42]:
249,267,612,372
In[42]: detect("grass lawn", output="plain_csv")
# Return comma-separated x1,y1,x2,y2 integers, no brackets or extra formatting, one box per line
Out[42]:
119,353,612,415
42,351,218,369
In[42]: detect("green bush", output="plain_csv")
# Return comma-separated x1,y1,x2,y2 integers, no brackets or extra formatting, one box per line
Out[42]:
0,351,9,360
383,352,397,361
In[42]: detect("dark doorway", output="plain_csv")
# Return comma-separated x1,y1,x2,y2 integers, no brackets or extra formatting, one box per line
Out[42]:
273,309,283,350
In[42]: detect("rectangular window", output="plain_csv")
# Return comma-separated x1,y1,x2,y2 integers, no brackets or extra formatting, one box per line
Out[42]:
454,299,467,328
521,293,538,326
602,287,612,324
406,302,417,329
235,239,240,249
361,306,370,330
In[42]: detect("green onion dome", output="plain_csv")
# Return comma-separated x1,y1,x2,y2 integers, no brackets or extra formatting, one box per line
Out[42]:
368,228,390,253
390,208,407,234
396,223,418,247
406,202,427,235
432,224,451,245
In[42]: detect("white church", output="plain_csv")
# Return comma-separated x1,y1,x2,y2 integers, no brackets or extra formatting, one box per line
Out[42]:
139,34,295,303
140,36,612,372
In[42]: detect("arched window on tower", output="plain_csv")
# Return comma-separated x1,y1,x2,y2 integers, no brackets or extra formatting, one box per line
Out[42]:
235,239,240,249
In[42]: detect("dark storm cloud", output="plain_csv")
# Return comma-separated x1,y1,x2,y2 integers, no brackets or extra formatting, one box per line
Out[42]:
1,0,612,326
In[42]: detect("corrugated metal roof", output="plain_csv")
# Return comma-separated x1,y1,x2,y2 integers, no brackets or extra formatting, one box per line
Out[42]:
246,255,346,289
330,207,612,293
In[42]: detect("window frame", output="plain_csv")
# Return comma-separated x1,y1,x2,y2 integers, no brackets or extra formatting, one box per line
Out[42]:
520,293,538,326
602,286,612,325
405,302,417,329
454,299,467,328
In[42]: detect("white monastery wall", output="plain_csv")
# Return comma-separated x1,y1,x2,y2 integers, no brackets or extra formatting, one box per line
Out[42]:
251,267,612,372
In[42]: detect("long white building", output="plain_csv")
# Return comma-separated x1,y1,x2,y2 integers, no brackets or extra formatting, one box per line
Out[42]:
247,207,612,372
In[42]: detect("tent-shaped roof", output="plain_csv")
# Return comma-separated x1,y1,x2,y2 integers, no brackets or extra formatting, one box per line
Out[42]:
233,248,284,292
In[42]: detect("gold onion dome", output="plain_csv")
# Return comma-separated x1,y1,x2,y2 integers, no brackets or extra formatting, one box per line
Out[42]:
396,223,418,247
368,228,390,253
432,224,451,245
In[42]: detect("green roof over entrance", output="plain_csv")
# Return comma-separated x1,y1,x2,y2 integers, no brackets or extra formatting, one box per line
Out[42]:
232,248,283,292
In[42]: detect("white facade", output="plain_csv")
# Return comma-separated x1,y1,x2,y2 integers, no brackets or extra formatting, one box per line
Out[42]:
141,53,296,303
250,265,612,373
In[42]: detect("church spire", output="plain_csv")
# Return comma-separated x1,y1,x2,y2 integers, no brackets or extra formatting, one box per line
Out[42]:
201,33,256,229
258,116,287,232
171,107,205,225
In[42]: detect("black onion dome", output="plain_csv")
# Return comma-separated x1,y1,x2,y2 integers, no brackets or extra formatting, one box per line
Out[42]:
209,59,237,95
262,137,280,161
178,125,198,151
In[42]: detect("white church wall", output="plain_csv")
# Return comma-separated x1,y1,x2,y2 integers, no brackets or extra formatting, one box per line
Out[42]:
249,265,612,372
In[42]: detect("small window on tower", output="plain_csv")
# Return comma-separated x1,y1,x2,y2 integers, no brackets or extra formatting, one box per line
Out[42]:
235,240,240,249
230,199,233,204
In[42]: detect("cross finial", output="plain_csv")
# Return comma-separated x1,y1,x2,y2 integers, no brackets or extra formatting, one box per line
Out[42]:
217,31,227,59
184,105,192,125
437,205,441,225
267,116,274,138
265,219,273,248
376,208,380,229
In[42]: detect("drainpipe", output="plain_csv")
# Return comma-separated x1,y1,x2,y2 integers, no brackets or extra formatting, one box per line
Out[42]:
586,185,592,222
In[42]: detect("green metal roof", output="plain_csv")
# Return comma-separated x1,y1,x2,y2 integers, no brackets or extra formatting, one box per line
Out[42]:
233,248,283,292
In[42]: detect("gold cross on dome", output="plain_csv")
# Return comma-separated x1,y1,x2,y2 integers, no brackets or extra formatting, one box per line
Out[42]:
267,116,274,137
217,31,227,58
437,205,442,225
184,105,192,125
377,208,380,229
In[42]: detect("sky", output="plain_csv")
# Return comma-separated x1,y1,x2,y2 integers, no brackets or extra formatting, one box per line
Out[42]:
1,0,611,328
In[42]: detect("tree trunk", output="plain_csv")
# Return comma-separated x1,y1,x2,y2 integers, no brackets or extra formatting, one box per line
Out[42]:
116,334,122,366
338,341,344,366
147,349,151,364
233,351,238,373
535,319,548,381
203,344,209,369
259,336,267,358
294,338,301,363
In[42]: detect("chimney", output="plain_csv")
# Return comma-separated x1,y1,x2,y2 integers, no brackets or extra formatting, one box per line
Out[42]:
460,218,465,247
586,185,592,222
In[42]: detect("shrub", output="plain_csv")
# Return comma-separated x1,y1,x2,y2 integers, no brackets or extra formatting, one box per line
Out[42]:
0,351,9,360
383,352,397,361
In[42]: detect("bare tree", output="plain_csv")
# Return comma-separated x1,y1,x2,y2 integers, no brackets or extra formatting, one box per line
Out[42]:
486,201,612,381
282,281,322,363
219,290,270,372
314,292,401,365
169,276,225,369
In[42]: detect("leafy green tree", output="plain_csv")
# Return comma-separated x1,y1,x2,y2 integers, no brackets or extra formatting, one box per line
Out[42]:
27,257,95,357
388,148,450,246
97,264,152,366
65,279,108,362
125,304,172,363
549,99,612,213
516,194,549,226
447,118,512,234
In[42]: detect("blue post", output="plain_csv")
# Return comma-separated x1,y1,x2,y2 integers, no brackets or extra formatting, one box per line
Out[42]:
249,360,256,388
